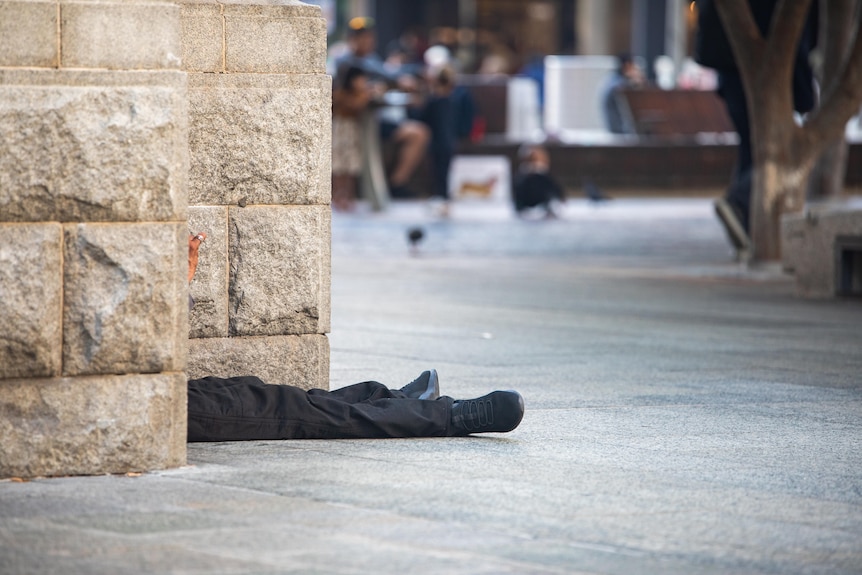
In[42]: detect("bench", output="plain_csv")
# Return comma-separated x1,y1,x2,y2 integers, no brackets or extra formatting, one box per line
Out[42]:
617,87,734,136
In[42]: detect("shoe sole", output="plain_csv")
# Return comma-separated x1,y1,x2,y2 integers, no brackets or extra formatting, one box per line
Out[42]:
714,199,752,253
418,369,439,400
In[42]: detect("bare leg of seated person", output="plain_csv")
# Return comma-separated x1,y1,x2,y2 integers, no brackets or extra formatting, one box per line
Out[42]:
388,120,430,191
331,173,358,212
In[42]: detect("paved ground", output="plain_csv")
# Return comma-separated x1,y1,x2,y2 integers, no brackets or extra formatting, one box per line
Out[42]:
2,197,861,574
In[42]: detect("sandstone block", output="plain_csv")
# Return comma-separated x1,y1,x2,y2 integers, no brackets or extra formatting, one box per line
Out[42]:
228,205,330,336
0,224,62,379
188,334,330,391
0,1,58,68
0,69,188,223
0,373,186,478
61,1,182,70
63,223,188,376
224,8,326,74
782,204,862,298
188,206,229,338
180,2,224,73
188,73,331,206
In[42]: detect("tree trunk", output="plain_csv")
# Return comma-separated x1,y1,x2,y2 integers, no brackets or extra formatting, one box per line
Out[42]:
752,157,817,261
749,105,815,260
808,138,848,200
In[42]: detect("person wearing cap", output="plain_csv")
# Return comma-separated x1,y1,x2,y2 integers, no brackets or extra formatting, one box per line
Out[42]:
334,17,429,197
185,233,526,441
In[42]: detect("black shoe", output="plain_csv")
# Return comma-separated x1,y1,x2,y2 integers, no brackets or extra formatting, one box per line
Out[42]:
450,391,525,435
714,198,752,255
399,369,440,400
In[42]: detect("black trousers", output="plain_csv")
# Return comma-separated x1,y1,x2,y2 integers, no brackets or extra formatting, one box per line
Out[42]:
187,376,454,441
718,72,752,232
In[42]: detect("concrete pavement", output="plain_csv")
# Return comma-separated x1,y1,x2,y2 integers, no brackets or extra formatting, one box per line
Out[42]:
2,197,861,574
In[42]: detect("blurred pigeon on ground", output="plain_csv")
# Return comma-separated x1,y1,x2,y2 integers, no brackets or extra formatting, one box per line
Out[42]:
407,226,425,255
584,180,609,202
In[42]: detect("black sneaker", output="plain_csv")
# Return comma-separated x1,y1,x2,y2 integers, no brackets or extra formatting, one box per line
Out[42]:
451,391,525,435
714,197,752,255
399,369,440,400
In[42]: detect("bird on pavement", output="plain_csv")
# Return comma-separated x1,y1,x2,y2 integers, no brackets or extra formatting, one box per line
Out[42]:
584,180,610,202
407,226,425,255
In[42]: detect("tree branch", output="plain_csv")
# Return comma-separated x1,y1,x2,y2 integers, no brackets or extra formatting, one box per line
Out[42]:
820,0,858,83
805,9,862,148
761,0,813,124
764,0,813,73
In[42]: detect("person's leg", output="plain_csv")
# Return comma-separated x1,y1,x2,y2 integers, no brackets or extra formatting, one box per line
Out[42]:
319,369,438,402
187,376,453,440
718,72,752,229
187,375,523,441
331,116,361,211
311,380,401,402
388,120,429,188
332,173,357,212
714,72,753,255
431,146,452,201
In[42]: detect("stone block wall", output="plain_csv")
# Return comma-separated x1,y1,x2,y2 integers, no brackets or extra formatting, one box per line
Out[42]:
181,0,331,390
0,0,330,478
0,1,189,477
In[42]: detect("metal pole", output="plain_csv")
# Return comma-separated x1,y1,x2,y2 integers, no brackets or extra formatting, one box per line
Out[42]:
665,0,687,85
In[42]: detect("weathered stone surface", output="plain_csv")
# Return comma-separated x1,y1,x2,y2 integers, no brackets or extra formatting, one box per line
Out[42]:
0,373,186,478
188,73,331,206
63,223,188,376
188,334,329,390
782,204,862,298
179,2,224,73
61,1,182,70
0,1,58,68
179,1,325,74
188,206,229,338
224,11,326,74
0,69,188,223
0,224,62,379
228,205,329,336
221,0,321,15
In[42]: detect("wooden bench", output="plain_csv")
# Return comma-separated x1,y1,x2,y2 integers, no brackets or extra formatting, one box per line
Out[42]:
617,87,734,136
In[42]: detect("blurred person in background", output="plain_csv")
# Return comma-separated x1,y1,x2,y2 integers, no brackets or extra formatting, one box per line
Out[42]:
512,143,566,219
412,62,459,216
331,65,372,212
385,26,425,75
406,45,476,216
600,53,645,134
334,17,429,197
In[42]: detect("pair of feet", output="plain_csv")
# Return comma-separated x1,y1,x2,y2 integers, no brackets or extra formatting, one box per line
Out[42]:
398,369,525,436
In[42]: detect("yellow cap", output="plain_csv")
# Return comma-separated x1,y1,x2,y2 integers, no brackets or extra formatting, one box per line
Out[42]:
348,16,374,31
